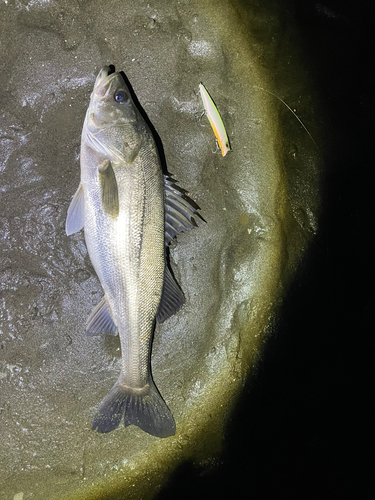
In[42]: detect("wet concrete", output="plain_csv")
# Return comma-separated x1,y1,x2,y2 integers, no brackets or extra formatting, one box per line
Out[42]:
0,0,320,499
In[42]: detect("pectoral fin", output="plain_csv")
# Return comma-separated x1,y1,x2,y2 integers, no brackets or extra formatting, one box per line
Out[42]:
66,183,84,235
99,160,119,217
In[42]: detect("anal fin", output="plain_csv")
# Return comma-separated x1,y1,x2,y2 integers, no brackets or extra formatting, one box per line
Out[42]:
86,296,118,336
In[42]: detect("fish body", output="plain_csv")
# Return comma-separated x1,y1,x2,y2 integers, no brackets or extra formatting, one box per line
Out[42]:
66,67,198,437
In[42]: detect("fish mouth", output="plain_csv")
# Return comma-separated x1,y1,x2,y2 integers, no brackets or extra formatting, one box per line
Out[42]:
94,65,118,98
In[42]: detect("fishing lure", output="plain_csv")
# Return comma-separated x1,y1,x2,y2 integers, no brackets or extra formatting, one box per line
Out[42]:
199,83,231,157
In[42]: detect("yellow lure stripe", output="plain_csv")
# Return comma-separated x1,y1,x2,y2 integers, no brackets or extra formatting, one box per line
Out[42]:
199,83,231,157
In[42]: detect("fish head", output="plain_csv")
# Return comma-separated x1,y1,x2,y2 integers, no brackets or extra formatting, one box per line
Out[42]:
83,66,146,163
87,66,137,130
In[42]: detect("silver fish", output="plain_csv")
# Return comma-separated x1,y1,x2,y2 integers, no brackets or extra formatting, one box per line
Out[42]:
66,66,198,437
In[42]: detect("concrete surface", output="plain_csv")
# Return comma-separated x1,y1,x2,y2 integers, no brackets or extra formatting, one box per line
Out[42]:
0,0,321,499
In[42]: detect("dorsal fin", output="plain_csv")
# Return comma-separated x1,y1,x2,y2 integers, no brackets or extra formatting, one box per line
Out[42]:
156,265,185,323
164,175,200,245
157,176,202,322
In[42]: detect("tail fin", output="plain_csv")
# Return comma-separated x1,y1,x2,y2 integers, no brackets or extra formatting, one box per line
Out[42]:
92,378,176,438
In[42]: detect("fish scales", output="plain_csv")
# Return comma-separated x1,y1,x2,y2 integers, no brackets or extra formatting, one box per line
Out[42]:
66,66,199,437
83,144,165,387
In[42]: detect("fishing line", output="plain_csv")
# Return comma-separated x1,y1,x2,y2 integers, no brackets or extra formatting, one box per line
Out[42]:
254,86,319,151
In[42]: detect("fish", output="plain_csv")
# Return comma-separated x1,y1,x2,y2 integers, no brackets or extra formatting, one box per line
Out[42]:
66,66,199,438
198,82,231,157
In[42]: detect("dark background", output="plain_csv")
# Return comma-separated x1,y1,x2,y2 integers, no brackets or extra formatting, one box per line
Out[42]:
156,0,375,498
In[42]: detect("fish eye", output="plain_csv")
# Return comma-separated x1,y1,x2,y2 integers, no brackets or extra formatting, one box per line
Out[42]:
114,91,129,104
